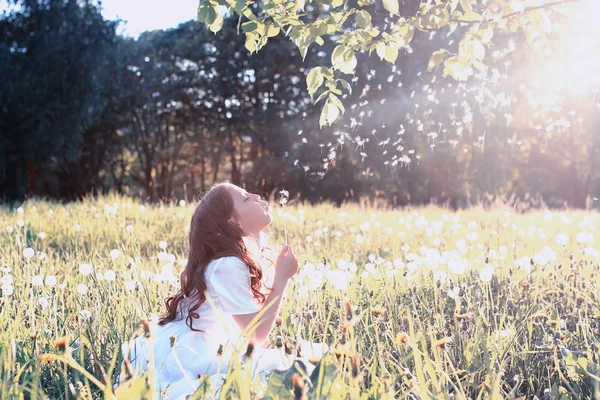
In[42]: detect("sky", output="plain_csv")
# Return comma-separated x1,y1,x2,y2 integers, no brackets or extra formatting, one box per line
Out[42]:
99,0,198,38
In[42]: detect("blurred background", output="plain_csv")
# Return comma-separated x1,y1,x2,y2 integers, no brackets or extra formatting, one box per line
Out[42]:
1,0,599,208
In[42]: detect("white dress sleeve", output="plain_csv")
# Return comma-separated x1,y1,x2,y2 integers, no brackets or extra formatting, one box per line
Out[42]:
209,257,261,315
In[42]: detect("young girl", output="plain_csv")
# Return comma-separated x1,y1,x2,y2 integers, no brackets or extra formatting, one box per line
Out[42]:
118,182,323,399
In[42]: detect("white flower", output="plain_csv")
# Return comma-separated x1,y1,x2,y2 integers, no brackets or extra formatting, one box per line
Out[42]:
467,232,478,242
109,249,120,260
23,248,35,259
38,232,47,240
31,275,44,286
17,207,24,214
447,286,460,299
2,284,14,296
17,220,24,227
1,274,13,285
77,284,88,295
104,270,116,281
80,309,92,321
479,263,494,282
126,225,134,233
159,241,168,250
179,200,186,207
78,263,92,276
45,275,57,286
555,233,568,246
38,297,49,309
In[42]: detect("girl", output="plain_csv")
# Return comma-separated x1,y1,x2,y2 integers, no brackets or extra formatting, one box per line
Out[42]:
118,182,323,399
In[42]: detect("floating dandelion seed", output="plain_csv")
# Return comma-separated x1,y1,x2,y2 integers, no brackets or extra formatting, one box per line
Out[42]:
279,189,289,245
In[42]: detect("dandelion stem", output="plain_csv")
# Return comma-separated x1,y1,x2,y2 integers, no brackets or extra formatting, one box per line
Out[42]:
283,203,288,246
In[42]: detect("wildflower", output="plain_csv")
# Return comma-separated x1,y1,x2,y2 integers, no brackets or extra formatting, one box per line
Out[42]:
40,354,56,365
547,320,558,327
479,264,494,282
54,335,70,354
77,284,88,295
395,332,409,346
308,358,320,365
23,248,35,259
109,249,120,260
532,311,547,320
351,356,361,379
289,373,305,400
31,275,44,286
345,301,353,321
78,264,92,276
434,337,453,348
138,320,152,338
244,340,255,359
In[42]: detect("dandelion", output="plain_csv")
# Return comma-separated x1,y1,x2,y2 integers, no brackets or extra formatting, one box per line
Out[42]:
38,297,49,309
77,284,88,295
38,232,46,240
244,340,255,359
479,263,494,282
54,335,70,354
31,275,44,286
279,189,289,245
104,270,116,281
159,241,168,250
447,286,460,299
1,284,13,296
45,275,57,286
78,263,92,275
23,248,35,259
6,225,13,233
110,249,120,260
395,332,409,346
80,310,92,321
555,233,568,246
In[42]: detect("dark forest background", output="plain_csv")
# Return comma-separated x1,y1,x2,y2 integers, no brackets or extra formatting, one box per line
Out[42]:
1,0,599,209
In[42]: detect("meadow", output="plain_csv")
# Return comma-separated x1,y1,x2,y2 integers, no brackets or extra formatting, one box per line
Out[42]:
1,194,599,399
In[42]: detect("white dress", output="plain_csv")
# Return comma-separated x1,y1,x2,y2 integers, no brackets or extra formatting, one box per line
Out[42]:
117,256,327,400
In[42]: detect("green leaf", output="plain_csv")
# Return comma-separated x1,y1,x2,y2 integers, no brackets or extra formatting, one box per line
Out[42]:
382,0,399,15
460,0,472,13
375,42,386,60
314,90,329,105
331,45,357,75
232,0,245,12
307,67,325,98
209,14,224,33
461,12,481,22
320,100,340,127
331,0,344,8
328,93,345,114
356,10,372,29
266,24,280,38
245,34,257,53
428,49,448,71
197,3,217,24
241,21,258,33
315,36,325,46
384,44,398,64
338,78,352,95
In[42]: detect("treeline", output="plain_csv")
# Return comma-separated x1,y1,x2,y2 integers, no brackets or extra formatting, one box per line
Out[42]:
1,0,598,208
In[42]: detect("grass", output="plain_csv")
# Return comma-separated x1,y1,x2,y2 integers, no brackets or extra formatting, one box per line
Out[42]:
0,193,599,399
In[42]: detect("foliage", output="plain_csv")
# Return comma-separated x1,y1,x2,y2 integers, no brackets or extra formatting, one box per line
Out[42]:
195,0,580,126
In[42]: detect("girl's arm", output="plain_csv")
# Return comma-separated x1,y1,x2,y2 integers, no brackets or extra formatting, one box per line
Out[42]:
232,245,298,345
232,275,289,345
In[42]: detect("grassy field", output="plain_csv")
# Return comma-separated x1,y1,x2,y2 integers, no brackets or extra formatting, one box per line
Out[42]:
1,194,599,399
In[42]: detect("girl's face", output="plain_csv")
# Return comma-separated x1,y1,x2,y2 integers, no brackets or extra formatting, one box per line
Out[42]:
227,185,273,236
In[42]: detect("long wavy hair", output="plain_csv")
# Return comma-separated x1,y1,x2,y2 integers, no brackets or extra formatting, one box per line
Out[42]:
158,182,270,332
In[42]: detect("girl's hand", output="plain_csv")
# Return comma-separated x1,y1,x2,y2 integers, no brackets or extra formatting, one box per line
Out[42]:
275,245,299,282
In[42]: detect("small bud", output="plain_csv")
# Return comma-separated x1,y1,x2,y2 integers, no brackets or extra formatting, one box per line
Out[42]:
284,341,294,355
217,344,224,357
54,335,70,354
275,316,282,327
244,340,255,359
169,335,176,348
345,301,353,321
351,355,361,378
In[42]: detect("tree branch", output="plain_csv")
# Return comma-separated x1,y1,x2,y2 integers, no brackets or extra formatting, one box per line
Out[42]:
450,0,583,25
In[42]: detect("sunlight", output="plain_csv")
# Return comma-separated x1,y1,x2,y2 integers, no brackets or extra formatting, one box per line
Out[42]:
524,1,600,111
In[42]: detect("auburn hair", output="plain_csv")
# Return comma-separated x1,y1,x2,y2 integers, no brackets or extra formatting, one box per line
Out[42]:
158,182,270,332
